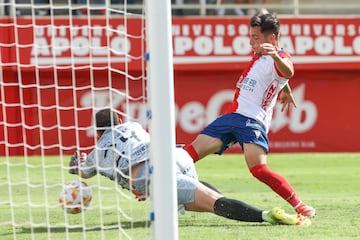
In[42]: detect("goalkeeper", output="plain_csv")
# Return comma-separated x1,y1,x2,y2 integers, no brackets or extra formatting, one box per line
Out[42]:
69,108,310,226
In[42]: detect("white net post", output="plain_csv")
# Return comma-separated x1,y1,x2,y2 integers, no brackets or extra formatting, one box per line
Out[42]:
146,0,178,239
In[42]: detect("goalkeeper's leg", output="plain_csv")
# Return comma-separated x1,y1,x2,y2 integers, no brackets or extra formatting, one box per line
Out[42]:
213,197,264,222
199,181,222,194
184,182,308,225
184,182,263,222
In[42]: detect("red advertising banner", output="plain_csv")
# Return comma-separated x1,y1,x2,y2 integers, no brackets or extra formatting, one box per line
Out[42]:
1,67,359,155
1,17,360,70
171,17,360,70
173,69,360,153
0,17,145,71
1,16,360,155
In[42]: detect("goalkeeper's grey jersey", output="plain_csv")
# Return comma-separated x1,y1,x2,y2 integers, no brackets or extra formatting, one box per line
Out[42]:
81,122,150,190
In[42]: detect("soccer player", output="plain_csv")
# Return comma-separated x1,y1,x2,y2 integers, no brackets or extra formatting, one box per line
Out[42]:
183,12,316,218
69,108,310,226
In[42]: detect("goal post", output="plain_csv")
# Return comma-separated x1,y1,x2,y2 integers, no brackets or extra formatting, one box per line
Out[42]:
0,0,178,239
146,0,178,239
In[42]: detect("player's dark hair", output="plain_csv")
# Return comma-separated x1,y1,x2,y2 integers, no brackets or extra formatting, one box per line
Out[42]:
95,108,119,134
250,12,280,37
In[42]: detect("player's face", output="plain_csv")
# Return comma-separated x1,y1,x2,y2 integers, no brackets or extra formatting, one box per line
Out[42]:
249,26,272,54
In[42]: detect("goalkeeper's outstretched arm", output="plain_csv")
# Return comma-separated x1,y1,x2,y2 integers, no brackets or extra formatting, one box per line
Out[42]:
68,152,92,178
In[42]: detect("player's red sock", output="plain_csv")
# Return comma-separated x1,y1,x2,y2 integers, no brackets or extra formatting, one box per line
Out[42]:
250,164,301,207
183,144,199,163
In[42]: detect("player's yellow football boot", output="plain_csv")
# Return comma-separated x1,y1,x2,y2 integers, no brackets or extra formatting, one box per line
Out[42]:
265,207,311,226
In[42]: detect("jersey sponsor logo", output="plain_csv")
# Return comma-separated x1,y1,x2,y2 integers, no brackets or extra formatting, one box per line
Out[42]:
239,77,256,93
253,130,261,140
262,80,278,111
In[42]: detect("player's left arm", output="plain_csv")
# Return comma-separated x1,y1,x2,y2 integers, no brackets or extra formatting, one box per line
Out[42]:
279,83,297,112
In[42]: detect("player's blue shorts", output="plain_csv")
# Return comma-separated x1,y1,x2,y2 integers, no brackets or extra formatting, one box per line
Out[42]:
200,113,269,154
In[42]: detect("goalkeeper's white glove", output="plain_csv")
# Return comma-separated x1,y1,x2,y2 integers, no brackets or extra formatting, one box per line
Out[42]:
69,152,87,175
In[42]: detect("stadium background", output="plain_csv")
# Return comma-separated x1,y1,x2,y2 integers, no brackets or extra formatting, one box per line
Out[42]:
1,0,360,155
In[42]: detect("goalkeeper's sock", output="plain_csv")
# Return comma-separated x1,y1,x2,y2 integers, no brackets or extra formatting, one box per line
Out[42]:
214,197,263,222
250,164,302,207
183,144,199,163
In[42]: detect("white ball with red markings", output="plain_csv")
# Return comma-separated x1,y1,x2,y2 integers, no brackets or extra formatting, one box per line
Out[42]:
58,180,93,214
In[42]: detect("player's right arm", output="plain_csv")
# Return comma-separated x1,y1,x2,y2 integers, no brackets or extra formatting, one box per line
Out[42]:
260,43,294,78
68,152,95,178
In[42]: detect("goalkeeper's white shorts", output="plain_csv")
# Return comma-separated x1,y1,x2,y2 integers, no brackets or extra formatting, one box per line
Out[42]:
134,148,199,206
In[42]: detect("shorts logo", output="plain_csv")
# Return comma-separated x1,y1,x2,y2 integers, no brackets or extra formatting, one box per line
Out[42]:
254,130,261,140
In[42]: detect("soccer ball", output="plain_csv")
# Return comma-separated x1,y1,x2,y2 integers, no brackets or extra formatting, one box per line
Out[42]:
58,180,93,214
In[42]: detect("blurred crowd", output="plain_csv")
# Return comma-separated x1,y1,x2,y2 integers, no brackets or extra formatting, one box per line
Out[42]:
5,0,273,16
5,0,358,16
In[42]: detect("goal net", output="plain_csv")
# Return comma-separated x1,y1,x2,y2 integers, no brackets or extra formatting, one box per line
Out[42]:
0,0,177,239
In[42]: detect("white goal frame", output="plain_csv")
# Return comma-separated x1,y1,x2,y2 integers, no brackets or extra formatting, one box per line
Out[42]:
146,0,178,240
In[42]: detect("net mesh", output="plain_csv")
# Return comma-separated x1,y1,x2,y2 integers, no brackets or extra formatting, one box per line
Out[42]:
0,1,152,239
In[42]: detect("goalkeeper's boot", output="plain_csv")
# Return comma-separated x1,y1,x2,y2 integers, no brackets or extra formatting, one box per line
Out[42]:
265,207,311,226
295,203,316,218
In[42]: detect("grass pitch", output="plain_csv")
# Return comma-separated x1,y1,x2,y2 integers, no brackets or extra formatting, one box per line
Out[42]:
1,153,359,240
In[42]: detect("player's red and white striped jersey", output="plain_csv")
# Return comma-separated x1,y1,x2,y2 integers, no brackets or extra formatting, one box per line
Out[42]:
227,51,292,132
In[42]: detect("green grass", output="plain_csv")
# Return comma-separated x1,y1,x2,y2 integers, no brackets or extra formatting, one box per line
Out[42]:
1,153,360,239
